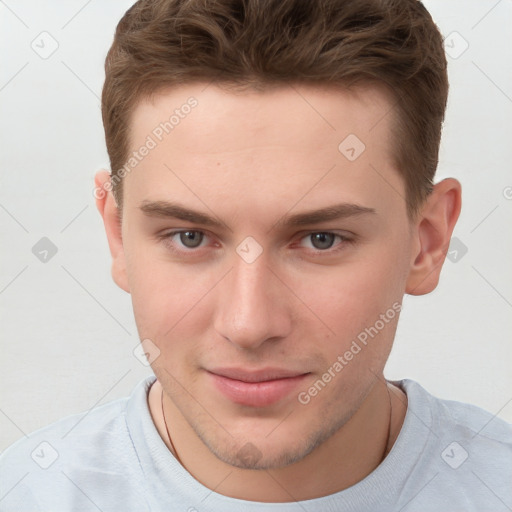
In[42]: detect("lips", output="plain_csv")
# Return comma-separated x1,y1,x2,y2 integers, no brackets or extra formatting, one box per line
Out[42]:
207,367,310,407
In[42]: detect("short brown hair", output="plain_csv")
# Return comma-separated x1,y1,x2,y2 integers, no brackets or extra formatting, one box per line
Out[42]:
102,0,448,217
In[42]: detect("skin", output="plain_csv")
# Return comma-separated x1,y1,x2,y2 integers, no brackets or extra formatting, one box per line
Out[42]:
95,82,461,502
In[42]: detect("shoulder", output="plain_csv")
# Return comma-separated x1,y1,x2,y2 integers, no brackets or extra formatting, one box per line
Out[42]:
400,379,512,446
0,390,129,466
395,379,512,509
0,377,154,512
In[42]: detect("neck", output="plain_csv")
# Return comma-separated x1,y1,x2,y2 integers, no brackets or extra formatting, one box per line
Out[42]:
149,377,407,502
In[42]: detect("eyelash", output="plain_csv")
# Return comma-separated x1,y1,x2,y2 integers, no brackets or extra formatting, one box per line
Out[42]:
157,230,355,257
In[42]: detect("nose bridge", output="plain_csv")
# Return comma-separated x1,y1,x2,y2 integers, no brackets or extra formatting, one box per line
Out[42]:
214,251,290,349
231,255,269,310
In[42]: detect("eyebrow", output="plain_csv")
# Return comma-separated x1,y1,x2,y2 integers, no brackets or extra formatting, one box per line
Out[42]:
273,203,376,229
139,200,225,228
139,200,376,230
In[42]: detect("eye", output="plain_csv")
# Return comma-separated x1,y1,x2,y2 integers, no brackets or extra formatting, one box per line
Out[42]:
299,232,350,251
177,230,204,248
160,230,208,250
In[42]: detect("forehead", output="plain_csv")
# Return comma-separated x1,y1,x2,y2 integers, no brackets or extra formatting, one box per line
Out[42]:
123,82,405,223
130,82,394,152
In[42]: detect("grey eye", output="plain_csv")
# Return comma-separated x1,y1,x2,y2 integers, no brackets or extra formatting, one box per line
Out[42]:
179,231,204,248
310,232,335,250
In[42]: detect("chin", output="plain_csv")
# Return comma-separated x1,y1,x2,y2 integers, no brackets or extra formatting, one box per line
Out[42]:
195,422,332,470
210,441,311,470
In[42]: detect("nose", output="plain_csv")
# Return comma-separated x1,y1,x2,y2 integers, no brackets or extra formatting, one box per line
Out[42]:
213,252,293,351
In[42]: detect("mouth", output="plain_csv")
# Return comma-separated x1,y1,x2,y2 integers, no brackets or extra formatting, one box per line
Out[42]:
206,367,311,407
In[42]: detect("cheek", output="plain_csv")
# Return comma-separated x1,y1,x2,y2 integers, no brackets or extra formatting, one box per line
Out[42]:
128,262,215,379
295,242,408,354
125,246,215,342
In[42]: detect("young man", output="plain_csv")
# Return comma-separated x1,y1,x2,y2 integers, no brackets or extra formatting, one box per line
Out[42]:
1,0,511,510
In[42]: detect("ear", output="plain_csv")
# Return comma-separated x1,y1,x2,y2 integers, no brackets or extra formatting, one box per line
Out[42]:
405,178,462,295
94,170,130,293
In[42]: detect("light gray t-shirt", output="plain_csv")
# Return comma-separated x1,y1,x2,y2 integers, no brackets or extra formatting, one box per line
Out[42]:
1,376,511,511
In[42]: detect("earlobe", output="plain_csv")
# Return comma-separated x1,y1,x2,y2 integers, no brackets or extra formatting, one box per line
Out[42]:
94,170,130,293
405,178,462,295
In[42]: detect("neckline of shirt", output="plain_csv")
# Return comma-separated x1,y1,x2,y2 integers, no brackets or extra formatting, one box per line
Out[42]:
124,375,434,511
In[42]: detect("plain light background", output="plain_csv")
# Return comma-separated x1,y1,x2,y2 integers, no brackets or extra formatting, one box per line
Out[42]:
1,0,511,453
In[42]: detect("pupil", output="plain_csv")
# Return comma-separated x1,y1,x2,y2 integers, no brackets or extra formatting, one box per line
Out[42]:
311,232,335,250
180,231,203,248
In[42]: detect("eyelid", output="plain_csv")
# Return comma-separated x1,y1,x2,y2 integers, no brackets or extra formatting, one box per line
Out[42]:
296,230,353,251
158,228,213,252
158,228,355,254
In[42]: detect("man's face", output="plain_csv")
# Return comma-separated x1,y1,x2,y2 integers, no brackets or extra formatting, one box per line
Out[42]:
120,83,415,469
